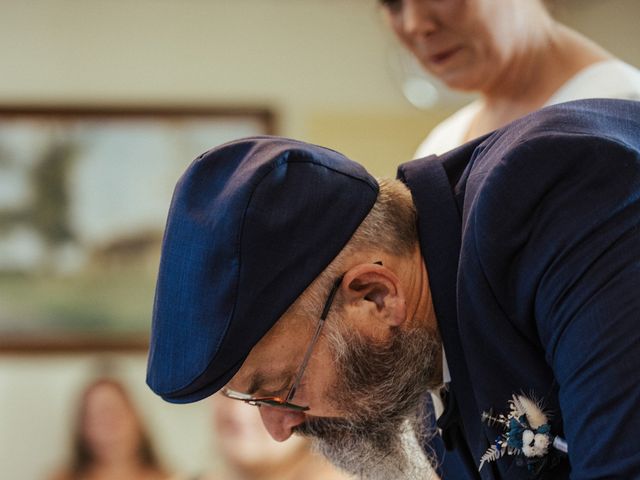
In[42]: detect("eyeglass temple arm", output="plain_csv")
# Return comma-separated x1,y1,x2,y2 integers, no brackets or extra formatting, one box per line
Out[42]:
284,262,382,404
285,276,343,402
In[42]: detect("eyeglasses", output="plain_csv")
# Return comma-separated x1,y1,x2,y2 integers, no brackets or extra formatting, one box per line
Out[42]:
222,274,344,412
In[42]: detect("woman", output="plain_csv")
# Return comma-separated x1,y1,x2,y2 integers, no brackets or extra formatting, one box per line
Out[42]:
380,0,640,155
51,378,176,480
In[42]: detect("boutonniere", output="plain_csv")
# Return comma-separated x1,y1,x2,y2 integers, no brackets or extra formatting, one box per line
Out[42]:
479,394,568,477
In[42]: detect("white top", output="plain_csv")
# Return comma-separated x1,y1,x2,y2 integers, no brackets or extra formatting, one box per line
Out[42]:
415,60,640,158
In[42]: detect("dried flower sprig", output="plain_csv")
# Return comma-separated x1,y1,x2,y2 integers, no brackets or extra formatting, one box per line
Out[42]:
479,394,567,476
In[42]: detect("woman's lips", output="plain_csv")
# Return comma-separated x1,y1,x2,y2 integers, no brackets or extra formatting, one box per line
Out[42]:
429,46,462,65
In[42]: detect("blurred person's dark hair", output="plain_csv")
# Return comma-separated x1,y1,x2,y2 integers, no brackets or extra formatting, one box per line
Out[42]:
71,378,162,475
51,377,169,480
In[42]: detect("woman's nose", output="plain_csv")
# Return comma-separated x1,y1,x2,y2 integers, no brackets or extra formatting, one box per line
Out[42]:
400,0,437,38
258,405,307,442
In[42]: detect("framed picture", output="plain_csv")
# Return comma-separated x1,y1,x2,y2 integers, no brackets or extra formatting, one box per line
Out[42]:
0,106,275,352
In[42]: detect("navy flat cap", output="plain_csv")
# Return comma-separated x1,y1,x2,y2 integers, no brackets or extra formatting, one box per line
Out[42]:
146,136,379,403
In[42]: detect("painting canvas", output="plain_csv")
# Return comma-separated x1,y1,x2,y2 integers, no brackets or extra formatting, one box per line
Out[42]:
0,107,273,350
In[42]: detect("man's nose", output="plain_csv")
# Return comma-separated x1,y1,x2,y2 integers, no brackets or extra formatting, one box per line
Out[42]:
259,405,307,441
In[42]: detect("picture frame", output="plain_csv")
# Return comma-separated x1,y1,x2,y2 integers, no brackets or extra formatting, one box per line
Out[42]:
0,106,275,352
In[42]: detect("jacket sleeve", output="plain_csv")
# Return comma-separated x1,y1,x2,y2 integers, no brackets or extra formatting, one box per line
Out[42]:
471,132,640,478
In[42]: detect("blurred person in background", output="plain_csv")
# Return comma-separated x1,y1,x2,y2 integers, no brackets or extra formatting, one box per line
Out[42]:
50,378,178,480
379,0,640,156
193,394,353,480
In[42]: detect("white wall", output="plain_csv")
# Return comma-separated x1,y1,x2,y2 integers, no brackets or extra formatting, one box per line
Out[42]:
556,0,640,65
0,0,408,139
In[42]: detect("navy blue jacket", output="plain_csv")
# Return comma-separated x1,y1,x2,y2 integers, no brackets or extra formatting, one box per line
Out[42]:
398,99,640,479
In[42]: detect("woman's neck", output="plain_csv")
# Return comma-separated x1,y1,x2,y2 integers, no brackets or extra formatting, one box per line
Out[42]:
467,22,612,140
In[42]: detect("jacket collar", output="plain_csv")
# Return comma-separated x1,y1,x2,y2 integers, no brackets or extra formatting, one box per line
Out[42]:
397,138,494,478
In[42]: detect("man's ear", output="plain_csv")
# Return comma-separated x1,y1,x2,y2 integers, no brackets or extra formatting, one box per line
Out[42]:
340,263,407,327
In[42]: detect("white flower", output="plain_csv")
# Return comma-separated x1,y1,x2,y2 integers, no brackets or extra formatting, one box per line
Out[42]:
522,431,551,458
522,429,534,445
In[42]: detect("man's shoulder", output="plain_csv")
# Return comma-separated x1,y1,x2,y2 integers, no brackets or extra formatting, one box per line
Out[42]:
398,98,640,252
461,99,640,195
458,99,640,303
481,98,639,154
405,99,640,189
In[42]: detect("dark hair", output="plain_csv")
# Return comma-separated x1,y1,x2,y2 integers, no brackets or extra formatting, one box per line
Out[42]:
68,378,164,478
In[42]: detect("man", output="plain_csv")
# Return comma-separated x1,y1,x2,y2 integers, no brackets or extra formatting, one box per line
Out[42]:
147,99,640,480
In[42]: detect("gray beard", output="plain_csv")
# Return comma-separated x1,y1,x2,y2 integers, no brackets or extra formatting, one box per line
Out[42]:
294,322,442,479
305,410,435,480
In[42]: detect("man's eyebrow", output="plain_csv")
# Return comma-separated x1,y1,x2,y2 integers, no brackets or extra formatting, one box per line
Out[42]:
247,371,267,396
246,370,294,396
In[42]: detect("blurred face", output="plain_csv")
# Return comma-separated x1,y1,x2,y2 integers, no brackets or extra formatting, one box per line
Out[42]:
83,383,141,462
212,395,308,472
380,0,533,92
